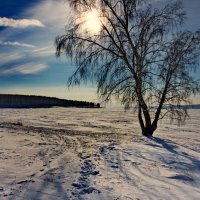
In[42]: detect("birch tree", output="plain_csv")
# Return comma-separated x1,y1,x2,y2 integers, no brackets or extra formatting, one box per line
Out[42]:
56,0,200,136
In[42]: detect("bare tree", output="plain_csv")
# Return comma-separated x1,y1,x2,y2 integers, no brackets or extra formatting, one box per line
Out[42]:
56,0,200,136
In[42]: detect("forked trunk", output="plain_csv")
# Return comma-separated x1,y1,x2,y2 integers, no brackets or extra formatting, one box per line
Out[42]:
141,124,156,137
138,106,157,137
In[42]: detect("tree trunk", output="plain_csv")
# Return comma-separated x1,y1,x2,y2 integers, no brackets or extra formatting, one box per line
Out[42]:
138,106,156,137
141,125,154,137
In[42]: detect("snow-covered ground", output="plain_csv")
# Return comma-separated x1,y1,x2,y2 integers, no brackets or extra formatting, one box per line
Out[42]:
0,107,199,200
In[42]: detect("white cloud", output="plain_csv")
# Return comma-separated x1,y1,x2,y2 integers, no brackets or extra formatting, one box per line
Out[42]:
0,53,24,65
0,45,55,68
1,63,48,75
25,0,70,31
0,17,45,28
0,41,35,48
32,45,55,56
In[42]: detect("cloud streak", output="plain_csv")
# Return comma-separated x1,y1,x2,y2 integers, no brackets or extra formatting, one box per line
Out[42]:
32,45,55,56
0,41,35,48
0,53,24,65
0,17,45,28
1,63,48,75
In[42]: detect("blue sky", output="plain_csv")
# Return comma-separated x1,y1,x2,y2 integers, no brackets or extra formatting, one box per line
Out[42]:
0,0,98,101
0,0,200,103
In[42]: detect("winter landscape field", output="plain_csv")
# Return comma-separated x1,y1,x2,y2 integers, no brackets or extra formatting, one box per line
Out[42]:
0,107,199,200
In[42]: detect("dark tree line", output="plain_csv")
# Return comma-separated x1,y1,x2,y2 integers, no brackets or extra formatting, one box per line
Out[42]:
0,94,100,108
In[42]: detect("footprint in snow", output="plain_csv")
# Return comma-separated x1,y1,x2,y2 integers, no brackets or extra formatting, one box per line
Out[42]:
72,159,100,195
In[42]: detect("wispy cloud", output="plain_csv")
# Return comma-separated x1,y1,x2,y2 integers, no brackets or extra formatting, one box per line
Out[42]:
0,41,35,48
0,53,24,65
0,45,54,68
32,45,55,56
1,63,48,75
25,0,70,30
0,17,45,28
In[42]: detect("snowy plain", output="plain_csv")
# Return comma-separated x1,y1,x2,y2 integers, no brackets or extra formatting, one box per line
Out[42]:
0,107,199,200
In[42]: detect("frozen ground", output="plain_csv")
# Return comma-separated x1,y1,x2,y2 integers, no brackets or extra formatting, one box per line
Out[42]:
0,107,199,200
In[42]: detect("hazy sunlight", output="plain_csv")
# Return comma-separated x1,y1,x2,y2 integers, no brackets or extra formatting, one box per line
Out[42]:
83,9,102,34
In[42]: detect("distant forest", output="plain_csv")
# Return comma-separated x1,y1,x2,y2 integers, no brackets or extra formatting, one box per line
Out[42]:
0,94,100,108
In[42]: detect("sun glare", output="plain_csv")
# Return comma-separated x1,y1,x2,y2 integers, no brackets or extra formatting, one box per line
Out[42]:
83,9,102,34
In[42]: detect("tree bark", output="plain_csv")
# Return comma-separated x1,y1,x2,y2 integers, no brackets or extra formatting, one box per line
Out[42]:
138,105,155,137
141,126,154,137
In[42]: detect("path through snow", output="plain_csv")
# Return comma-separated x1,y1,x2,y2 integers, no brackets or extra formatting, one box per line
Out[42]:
0,108,199,199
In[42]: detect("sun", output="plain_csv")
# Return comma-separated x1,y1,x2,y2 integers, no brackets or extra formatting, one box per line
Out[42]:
83,9,102,34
